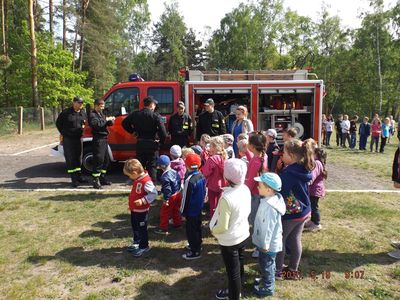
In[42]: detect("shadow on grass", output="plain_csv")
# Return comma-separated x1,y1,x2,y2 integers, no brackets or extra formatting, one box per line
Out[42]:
135,274,224,300
301,249,396,273
78,211,213,243
40,193,128,202
26,243,222,275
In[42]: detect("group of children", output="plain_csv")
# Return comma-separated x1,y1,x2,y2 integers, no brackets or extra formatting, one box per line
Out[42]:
122,128,328,299
324,113,398,152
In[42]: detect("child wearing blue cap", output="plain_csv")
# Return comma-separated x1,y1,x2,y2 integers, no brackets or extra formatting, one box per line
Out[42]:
154,155,182,235
252,172,285,297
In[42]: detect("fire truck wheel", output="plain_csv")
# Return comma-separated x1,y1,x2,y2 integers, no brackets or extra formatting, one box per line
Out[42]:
292,122,304,138
82,145,94,174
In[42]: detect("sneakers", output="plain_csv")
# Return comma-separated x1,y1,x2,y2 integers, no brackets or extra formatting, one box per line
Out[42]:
254,284,274,297
390,241,400,249
388,249,400,259
304,222,322,232
252,249,259,258
131,247,150,257
154,228,169,235
127,243,139,252
215,289,241,299
215,288,229,300
182,251,201,260
185,244,203,252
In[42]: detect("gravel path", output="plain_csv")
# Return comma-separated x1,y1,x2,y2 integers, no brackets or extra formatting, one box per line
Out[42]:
0,131,396,190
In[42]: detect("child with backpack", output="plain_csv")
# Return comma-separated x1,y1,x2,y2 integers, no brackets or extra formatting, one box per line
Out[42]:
181,154,207,260
154,155,182,235
276,139,314,279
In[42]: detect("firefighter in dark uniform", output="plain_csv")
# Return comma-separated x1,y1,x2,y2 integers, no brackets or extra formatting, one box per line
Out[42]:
168,101,192,147
122,96,167,181
89,99,115,189
56,96,87,187
196,98,226,141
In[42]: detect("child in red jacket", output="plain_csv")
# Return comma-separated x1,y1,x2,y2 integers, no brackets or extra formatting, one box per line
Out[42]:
123,159,157,257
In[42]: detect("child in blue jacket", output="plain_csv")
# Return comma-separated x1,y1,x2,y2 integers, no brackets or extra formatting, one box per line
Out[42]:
276,139,314,279
252,172,285,296
180,153,207,260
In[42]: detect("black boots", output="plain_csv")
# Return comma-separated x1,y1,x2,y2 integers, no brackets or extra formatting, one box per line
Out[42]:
99,174,111,186
70,173,79,188
93,177,102,189
77,172,88,183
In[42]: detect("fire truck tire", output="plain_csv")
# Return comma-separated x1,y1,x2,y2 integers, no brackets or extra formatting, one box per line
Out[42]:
82,145,94,174
292,122,304,138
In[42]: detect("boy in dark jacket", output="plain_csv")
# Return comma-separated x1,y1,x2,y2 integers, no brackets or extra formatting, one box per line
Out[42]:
180,153,207,260
154,155,182,235
359,117,371,150
335,114,343,147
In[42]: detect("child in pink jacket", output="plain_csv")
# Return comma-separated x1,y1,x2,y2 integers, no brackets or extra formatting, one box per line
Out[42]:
304,139,327,232
246,132,268,226
370,118,381,152
202,136,227,218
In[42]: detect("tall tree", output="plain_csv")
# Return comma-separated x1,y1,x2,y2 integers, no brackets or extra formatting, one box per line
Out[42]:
152,2,187,80
28,0,39,108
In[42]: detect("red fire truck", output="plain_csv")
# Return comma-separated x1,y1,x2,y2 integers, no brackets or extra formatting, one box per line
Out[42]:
52,69,324,173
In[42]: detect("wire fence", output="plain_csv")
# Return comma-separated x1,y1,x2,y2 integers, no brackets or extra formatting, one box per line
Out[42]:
0,107,61,135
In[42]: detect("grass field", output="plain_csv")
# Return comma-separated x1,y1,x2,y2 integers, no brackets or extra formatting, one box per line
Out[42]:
0,190,399,300
325,139,399,180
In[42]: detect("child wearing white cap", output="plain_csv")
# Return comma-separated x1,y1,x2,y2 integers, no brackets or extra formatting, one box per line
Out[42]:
210,159,251,300
252,172,285,297
170,144,186,184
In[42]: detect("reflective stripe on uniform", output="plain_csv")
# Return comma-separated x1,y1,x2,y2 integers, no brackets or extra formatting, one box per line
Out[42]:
100,170,107,174
92,173,101,177
67,167,81,173
212,124,220,128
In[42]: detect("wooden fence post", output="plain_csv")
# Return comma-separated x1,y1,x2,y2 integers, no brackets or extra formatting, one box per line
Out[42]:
40,107,45,130
18,106,23,135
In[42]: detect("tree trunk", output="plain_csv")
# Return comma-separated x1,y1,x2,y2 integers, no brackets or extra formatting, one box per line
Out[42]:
2,0,9,106
62,0,66,49
28,0,39,109
78,0,89,71
72,22,78,72
49,0,53,36
376,24,383,115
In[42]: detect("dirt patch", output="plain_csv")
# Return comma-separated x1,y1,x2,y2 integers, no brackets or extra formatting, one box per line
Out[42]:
0,128,59,155
325,160,394,190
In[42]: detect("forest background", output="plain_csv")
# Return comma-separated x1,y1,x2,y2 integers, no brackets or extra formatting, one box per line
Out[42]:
1,0,400,118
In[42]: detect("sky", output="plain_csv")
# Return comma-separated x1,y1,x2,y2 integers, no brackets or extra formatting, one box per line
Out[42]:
147,0,397,36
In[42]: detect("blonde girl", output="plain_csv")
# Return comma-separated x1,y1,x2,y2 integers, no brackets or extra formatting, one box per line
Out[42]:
202,136,227,217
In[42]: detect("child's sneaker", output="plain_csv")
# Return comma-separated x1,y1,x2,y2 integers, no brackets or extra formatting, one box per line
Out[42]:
154,228,169,235
182,251,201,260
185,244,203,252
127,243,139,252
252,249,259,258
388,249,400,260
390,241,400,249
253,285,274,297
215,288,229,300
253,277,262,286
132,247,150,257
304,222,322,232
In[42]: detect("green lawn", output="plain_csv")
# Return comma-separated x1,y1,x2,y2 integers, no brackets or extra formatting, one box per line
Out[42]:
325,135,399,180
0,190,399,299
